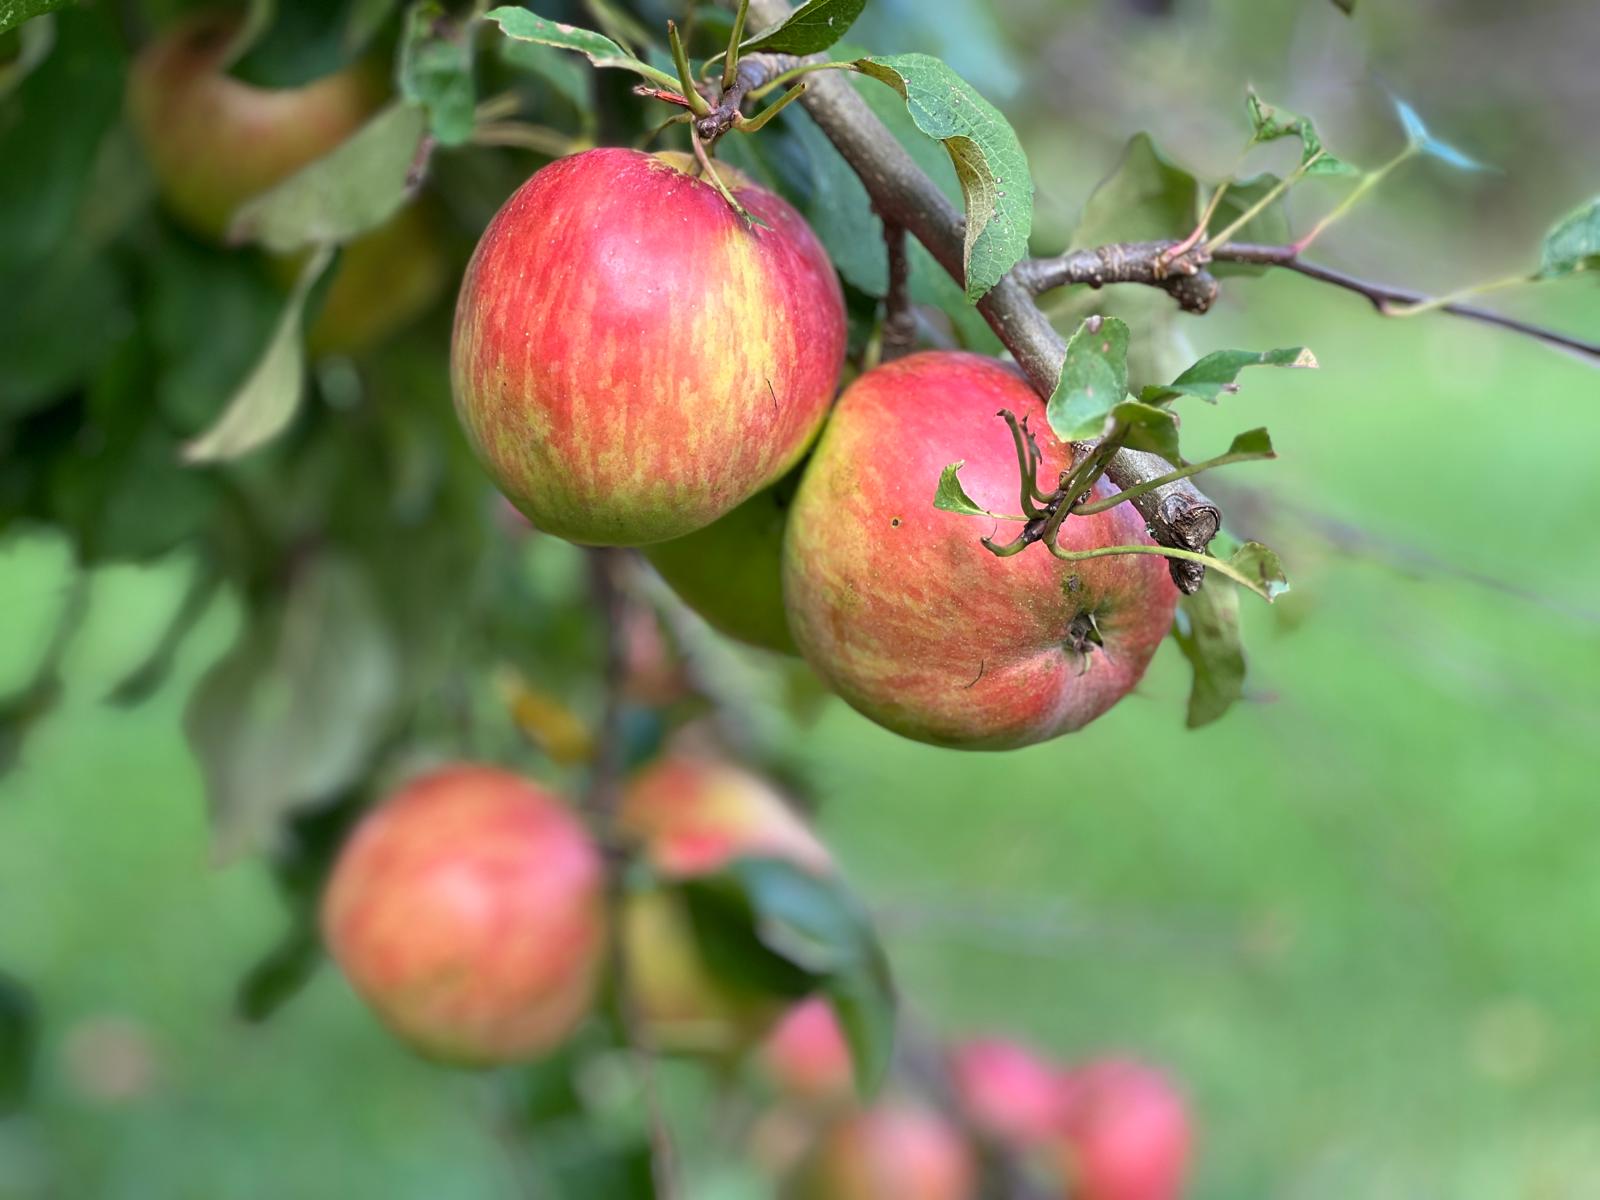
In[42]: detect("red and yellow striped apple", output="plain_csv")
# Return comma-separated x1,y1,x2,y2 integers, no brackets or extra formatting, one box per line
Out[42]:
616,755,830,1055
451,147,846,546
321,765,606,1065
783,351,1179,749
783,1102,977,1200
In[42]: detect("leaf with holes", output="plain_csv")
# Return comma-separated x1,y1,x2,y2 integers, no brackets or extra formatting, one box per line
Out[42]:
1537,196,1600,279
1140,346,1317,406
1172,578,1246,728
853,54,1032,302
1392,96,1487,172
1046,317,1130,442
229,103,428,252
400,1,476,146
486,6,669,86
1245,89,1357,176
182,246,331,463
742,0,867,54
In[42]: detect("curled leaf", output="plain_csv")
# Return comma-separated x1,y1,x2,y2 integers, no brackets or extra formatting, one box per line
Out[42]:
1140,346,1317,406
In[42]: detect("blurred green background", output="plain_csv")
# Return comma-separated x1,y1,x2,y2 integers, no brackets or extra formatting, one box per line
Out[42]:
4,0,1600,1197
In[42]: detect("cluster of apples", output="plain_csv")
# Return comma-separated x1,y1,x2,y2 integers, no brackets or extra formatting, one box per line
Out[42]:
752,1000,1191,1198
321,759,1190,1199
321,755,836,1065
453,148,1181,750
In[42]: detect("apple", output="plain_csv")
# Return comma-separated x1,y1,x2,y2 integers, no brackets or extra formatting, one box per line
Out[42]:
451,147,846,546
321,764,607,1065
616,754,831,1055
643,471,799,654
127,11,380,240
783,1102,977,1200
950,1037,1063,1148
782,350,1179,749
1056,1059,1192,1200
128,14,445,353
760,996,854,1105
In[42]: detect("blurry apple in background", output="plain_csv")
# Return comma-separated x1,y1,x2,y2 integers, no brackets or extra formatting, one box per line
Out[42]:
321,765,607,1065
128,11,445,354
783,1101,977,1200
616,755,831,1056
1056,1058,1192,1200
950,1037,1064,1149
759,995,854,1106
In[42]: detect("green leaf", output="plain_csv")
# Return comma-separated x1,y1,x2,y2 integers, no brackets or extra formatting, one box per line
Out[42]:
1109,400,1181,461
1537,196,1600,279
1140,346,1318,405
228,103,428,253
0,10,56,100
1227,540,1290,601
933,461,1018,520
1391,96,1486,172
853,53,1033,302
498,36,590,110
185,554,401,859
1171,578,1245,728
1245,88,1357,176
741,0,867,54
486,6,668,85
400,1,476,147
181,246,331,463
683,858,895,1097
1226,427,1275,458
1046,316,1130,442
0,970,37,1116
0,0,69,37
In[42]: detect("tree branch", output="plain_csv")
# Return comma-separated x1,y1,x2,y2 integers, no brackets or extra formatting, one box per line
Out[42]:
739,3,1220,593
878,214,917,363
1020,240,1600,364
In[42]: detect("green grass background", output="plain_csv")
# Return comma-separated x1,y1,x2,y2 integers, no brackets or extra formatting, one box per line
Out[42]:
3,277,1599,1198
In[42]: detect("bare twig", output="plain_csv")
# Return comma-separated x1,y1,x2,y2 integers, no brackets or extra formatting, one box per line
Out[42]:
878,215,917,362
1020,240,1600,364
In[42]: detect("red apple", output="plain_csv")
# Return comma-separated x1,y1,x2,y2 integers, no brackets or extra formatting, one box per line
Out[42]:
760,996,854,1105
784,1102,978,1200
127,11,380,240
129,13,445,352
950,1037,1064,1148
643,473,799,654
616,755,831,1055
783,351,1179,749
321,765,607,1065
451,147,846,546
1056,1059,1192,1200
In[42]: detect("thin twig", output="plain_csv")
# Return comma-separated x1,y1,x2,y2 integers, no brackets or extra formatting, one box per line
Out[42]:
879,216,917,363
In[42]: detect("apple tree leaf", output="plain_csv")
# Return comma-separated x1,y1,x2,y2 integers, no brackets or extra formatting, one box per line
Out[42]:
853,53,1033,302
1140,346,1318,406
486,6,671,86
181,246,331,463
741,0,867,55
1245,88,1358,176
1537,196,1600,279
1392,96,1488,172
228,102,428,252
1046,316,1130,442
1172,578,1246,728
400,0,476,146
933,462,1020,521
0,0,71,37
1109,400,1181,461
